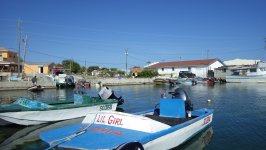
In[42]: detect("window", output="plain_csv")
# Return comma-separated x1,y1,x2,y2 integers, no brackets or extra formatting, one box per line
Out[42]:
162,68,164,71
250,68,257,72
172,67,174,71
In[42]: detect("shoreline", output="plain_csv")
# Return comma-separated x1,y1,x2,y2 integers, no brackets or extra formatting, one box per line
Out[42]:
0,78,154,91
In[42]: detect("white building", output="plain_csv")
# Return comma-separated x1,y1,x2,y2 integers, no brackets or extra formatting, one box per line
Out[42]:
147,59,224,78
223,59,260,66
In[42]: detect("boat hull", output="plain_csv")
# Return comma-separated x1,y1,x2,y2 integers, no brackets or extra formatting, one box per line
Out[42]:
142,111,213,149
226,75,266,83
0,103,117,125
28,86,44,92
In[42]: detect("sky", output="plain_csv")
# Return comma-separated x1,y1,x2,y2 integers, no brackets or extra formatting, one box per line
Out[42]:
0,0,266,70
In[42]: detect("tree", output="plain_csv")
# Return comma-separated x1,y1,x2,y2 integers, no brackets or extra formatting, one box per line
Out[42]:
138,69,158,78
79,66,86,74
87,66,100,74
110,68,117,72
48,62,56,69
132,66,141,68
62,59,81,74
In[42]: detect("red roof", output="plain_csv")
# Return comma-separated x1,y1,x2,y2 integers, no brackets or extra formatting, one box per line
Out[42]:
148,59,219,69
130,68,144,73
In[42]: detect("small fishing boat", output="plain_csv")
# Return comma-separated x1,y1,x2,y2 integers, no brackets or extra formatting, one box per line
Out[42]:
154,78,177,86
40,88,214,150
195,77,215,86
75,79,91,88
0,87,123,126
178,78,197,86
28,85,44,92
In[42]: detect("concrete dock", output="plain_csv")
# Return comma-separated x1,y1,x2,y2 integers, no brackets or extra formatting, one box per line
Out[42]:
0,77,154,90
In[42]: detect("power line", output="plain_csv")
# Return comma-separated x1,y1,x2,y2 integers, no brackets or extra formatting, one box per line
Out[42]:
27,49,125,66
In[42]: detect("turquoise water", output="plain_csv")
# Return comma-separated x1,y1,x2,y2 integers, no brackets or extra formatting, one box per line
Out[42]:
0,83,266,149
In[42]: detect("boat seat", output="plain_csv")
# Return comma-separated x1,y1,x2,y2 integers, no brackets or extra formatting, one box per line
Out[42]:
159,98,186,118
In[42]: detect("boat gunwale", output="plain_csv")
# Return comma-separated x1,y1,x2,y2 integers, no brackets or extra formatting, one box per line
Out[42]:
0,99,118,113
139,108,214,145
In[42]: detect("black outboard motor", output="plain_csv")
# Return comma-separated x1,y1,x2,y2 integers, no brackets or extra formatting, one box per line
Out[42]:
169,88,193,111
99,87,124,106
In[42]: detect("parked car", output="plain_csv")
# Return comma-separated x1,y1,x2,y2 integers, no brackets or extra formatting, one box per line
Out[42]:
179,71,196,78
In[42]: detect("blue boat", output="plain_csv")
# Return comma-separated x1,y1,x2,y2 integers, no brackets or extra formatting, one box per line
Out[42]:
40,88,214,149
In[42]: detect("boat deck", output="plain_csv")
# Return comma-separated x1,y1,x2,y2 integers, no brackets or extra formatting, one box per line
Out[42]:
145,114,197,126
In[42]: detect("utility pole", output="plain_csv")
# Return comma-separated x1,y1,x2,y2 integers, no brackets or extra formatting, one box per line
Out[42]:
70,59,72,74
22,34,28,77
125,49,128,76
264,38,266,61
17,18,21,77
85,60,87,75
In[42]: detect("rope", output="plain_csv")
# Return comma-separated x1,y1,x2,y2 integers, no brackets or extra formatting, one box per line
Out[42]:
46,113,98,150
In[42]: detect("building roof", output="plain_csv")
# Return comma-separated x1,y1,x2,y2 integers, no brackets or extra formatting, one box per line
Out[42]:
0,48,17,53
148,59,220,69
0,62,18,65
130,68,144,73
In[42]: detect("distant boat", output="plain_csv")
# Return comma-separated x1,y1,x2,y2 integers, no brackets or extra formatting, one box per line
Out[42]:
178,78,197,86
40,88,214,150
0,87,123,126
75,79,91,88
194,77,215,86
54,74,75,88
226,62,266,83
154,78,177,86
28,85,44,92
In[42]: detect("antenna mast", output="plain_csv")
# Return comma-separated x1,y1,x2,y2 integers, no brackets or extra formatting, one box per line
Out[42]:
17,18,21,77
22,34,28,77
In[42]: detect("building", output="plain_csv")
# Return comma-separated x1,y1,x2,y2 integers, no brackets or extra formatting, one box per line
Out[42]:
223,58,260,66
130,67,144,77
24,63,50,75
215,58,263,80
147,59,224,78
0,48,21,79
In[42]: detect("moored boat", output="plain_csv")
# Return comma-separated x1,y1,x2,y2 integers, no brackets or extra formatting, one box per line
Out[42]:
75,79,91,88
40,88,214,149
195,77,215,86
28,85,44,92
154,78,177,86
0,87,124,126
178,78,197,86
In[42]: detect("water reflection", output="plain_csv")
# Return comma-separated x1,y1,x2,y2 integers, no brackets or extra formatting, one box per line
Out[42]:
173,126,213,150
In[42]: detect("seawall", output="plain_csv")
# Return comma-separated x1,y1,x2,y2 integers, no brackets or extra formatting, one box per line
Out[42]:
0,77,154,90
88,78,154,86
0,77,56,91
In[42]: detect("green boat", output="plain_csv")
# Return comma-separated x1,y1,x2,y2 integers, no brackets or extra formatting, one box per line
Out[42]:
0,94,118,126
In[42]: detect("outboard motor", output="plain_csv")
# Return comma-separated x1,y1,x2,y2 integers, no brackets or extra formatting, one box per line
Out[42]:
99,87,124,106
169,88,193,111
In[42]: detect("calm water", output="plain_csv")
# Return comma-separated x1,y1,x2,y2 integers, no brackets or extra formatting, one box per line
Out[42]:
0,83,266,150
